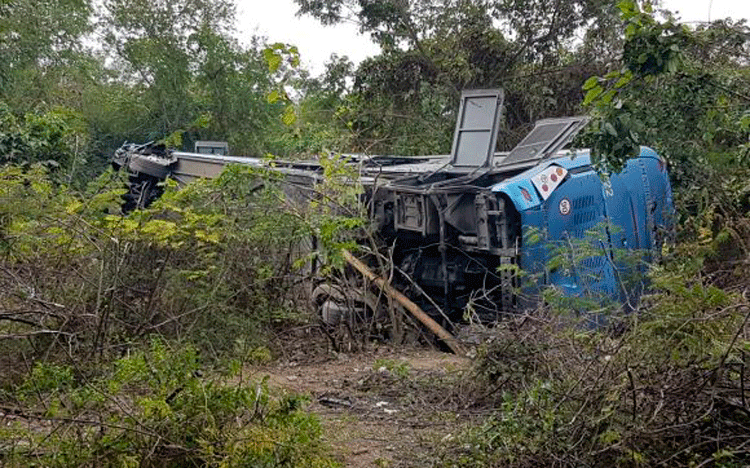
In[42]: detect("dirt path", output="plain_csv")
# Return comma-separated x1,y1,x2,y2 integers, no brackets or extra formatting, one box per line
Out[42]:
246,345,472,467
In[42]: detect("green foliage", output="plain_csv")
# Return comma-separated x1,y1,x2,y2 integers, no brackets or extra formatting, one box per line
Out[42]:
0,0,92,92
0,103,87,171
581,0,750,175
264,43,301,74
191,32,282,156
266,54,358,156
439,245,750,467
2,0,289,170
0,162,313,366
98,0,285,155
580,0,687,171
373,358,410,378
0,163,88,258
577,2,750,294
294,0,623,155
262,42,307,144
306,153,367,271
17,362,74,400
3,340,339,468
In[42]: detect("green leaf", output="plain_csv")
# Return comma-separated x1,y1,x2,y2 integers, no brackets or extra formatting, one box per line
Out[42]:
666,58,678,73
600,89,616,104
267,90,280,104
192,113,212,129
263,48,282,72
583,76,600,91
583,87,603,106
625,23,637,37
614,75,631,89
739,113,750,131
604,70,620,80
282,105,297,126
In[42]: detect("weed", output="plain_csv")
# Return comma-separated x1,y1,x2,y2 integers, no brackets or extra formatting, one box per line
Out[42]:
373,358,411,378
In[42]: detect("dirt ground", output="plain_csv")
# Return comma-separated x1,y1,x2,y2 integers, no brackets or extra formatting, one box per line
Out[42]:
245,341,474,468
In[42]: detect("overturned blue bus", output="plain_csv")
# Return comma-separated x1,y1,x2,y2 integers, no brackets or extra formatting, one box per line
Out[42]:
114,89,674,324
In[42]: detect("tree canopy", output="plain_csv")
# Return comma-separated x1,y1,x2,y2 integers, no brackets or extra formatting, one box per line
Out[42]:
0,0,747,186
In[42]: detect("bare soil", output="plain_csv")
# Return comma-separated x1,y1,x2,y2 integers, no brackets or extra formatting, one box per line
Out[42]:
245,342,474,468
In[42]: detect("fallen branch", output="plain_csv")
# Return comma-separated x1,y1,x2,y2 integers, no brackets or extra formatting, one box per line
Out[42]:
0,405,159,438
0,330,75,340
342,249,465,355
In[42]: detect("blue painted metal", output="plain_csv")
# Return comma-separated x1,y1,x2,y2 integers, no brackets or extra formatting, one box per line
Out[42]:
492,147,674,303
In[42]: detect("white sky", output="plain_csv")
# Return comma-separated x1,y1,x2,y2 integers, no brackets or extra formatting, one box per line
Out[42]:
235,0,378,75
234,0,750,76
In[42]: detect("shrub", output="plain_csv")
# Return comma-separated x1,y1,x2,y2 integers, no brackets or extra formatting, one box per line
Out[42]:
0,162,312,366
439,252,750,467
1,340,338,467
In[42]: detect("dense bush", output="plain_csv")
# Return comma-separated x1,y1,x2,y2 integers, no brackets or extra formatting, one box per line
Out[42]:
0,162,312,370
0,162,340,466
0,339,338,467
438,250,750,467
